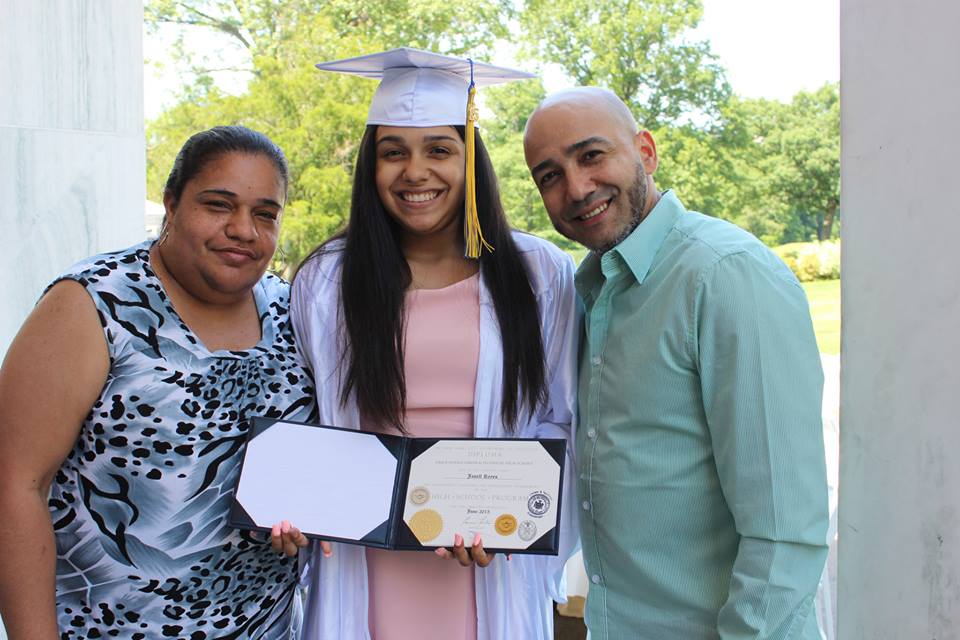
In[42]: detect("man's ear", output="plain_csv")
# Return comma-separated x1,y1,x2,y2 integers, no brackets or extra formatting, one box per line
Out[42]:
634,130,659,175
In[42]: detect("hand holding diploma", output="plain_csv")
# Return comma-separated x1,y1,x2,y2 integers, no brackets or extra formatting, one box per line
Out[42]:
434,532,496,567
269,520,331,558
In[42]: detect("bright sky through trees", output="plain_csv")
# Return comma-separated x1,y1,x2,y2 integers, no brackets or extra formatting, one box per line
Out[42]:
140,0,842,268
697,0,839,101
143,0,839,119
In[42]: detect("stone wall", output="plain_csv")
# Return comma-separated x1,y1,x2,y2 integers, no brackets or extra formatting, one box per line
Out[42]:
0,0,144,361
839,0,960,636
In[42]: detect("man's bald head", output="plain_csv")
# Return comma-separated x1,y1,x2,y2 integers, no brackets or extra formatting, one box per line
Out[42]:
525,87,639,142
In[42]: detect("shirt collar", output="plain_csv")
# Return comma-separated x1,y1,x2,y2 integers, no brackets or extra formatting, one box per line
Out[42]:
575,190,685,299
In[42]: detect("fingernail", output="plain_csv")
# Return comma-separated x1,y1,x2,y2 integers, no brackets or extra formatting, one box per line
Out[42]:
454,533,463,547
507,554,513,561
473,533,481,547
271,524,280,537
435,548,446,557
323,549,332,558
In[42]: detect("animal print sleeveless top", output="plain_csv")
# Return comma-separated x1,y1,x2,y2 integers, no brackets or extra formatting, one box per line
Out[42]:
48,241,315,639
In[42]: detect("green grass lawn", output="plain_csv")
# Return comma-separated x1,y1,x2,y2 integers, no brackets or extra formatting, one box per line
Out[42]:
802,279,841,355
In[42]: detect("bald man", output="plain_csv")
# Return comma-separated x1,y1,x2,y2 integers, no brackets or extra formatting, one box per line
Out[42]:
524,88,829,639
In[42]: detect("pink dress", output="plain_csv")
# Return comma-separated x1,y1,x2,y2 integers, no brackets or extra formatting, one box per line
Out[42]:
366,273,481,640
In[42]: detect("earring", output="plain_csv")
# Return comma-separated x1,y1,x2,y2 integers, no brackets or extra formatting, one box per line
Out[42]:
157,218,170,247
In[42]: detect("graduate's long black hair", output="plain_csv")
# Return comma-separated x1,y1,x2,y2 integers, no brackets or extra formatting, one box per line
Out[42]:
299,125,545,433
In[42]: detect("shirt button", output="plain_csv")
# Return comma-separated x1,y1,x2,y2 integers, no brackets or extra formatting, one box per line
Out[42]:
582,501,591,511
591,574,602,585
587,428,597,439
591,356,601,366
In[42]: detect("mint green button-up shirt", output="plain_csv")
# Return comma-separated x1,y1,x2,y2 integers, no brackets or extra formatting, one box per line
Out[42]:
575,191,829,640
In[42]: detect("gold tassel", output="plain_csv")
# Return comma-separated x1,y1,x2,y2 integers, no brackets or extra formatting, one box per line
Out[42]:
464,82,493,258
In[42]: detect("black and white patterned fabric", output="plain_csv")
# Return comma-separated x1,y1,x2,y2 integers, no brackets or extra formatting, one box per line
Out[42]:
48,240,316,639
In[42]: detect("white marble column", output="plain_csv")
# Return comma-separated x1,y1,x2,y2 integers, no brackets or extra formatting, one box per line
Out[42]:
0,0,145,361
839,0,960,637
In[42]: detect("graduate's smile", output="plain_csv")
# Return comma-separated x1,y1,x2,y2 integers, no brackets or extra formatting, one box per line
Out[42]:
398,189,445,206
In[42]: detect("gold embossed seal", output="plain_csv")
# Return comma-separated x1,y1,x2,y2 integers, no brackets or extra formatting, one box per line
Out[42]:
408,509,443,543
494,514,518,536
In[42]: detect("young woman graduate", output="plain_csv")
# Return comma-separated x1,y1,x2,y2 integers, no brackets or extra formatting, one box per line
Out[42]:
280,49,579,640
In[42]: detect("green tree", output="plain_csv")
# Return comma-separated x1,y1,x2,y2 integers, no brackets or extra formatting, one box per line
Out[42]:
519,0,730,129
649,86,841,246
768,84,841,241
480,79,576,248
145,1,839,258
146,0,511,62
482,79,545,147
654,125,744,222
144,0,514,274
715,85,841,243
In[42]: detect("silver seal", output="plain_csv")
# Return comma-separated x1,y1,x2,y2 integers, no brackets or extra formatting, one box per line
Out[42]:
409,486,430,505
518,520,537,541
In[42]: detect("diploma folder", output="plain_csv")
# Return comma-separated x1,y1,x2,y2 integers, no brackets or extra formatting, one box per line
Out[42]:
230,417,566,555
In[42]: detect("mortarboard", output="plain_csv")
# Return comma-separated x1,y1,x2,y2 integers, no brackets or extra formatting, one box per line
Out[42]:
316,48,536,258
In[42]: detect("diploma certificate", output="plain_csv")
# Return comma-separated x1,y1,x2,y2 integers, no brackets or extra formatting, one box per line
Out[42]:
400,439,561,550
230,418,565,554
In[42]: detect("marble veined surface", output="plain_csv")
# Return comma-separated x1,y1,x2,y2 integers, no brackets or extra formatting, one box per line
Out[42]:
0,0,145,359
0,126,145,347
0,0,143,134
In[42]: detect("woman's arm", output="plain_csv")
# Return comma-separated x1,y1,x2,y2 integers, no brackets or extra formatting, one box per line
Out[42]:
0,280,109,639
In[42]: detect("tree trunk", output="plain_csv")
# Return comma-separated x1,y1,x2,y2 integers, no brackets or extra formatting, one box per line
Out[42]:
823,203,838,240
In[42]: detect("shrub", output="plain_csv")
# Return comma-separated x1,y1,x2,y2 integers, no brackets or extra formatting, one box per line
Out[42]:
774,241,840,282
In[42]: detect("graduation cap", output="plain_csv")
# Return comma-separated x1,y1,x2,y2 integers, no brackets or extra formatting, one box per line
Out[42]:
316,48,536,258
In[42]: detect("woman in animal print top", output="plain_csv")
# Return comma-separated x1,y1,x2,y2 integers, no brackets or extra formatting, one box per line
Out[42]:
0,126,316,639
